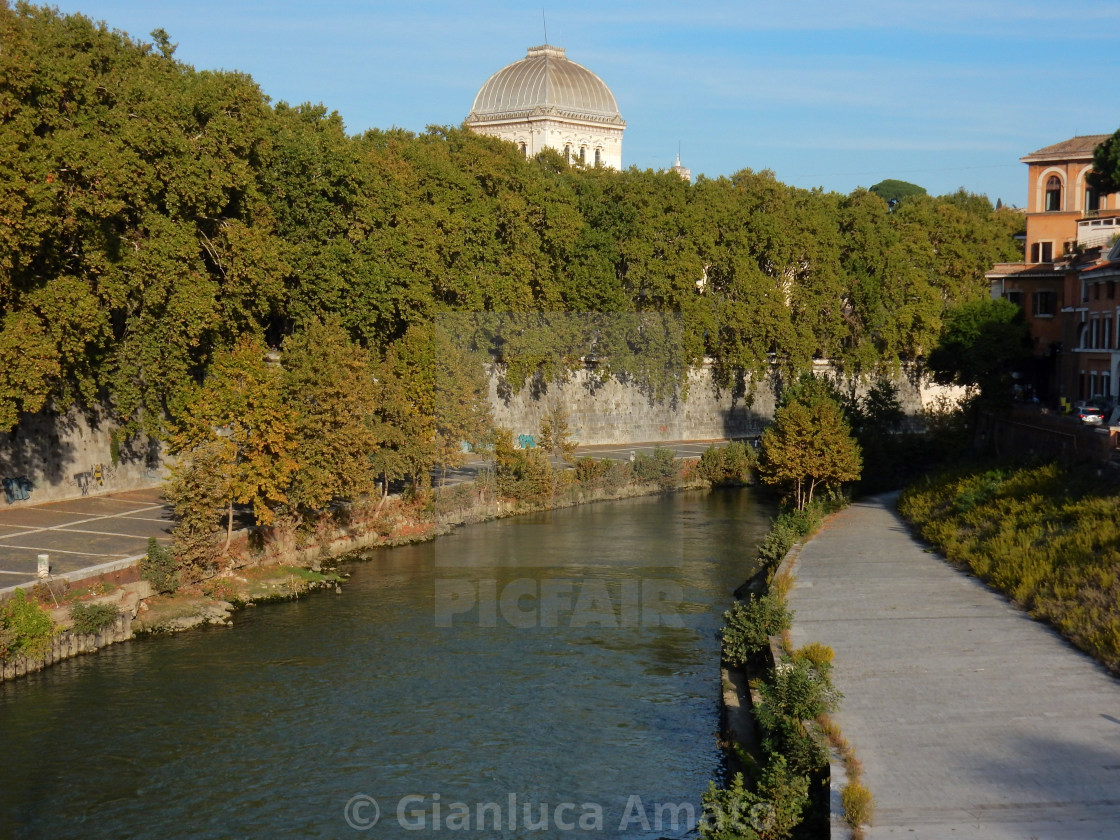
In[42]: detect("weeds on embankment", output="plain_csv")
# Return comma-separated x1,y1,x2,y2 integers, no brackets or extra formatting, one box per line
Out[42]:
898,461,1120,674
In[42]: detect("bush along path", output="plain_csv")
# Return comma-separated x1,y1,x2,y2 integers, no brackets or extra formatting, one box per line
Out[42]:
703,501,873,840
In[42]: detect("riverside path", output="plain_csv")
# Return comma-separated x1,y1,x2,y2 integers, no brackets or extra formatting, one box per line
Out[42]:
785,494,1120,839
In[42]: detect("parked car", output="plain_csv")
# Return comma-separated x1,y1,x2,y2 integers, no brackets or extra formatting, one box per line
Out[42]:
1076,403,1106,425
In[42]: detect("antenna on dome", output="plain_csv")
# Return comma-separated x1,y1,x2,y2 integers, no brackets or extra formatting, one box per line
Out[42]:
542,8,548,45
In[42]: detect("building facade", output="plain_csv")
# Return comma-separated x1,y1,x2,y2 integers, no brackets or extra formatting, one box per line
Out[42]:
987,134,1120,403
465,45,625,169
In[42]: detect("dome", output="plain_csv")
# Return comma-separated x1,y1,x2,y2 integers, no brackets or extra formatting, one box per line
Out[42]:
467,45,624,126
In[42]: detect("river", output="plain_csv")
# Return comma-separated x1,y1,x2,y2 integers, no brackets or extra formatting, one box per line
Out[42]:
0,488,770,839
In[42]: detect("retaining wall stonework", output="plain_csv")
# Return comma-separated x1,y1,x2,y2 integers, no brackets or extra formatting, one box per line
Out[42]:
0,366,961,504
0,407,166,507
488,361,960,446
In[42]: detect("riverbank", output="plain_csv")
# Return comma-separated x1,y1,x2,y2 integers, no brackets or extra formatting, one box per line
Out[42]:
712,500,871,839
1,450,745,682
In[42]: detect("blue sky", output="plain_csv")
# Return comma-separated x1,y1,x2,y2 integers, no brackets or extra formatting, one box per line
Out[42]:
47,1,1120,206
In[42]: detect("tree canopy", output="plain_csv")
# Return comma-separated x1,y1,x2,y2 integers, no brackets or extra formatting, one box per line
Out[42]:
868,179,927,204
0,3,1025,544
926,297,1032,400
1089,129,1120,196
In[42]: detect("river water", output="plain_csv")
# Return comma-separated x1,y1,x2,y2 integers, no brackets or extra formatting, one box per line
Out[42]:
0,489,769,839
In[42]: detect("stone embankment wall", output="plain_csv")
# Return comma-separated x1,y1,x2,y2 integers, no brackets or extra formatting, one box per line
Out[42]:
0,406,166,507
0,365,962,505
490,360,961,446
0,581,150,683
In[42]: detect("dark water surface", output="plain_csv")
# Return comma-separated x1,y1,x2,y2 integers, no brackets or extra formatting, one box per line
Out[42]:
0,489,769,839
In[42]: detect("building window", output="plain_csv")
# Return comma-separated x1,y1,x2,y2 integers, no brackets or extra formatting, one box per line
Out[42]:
564,144,571,162
1004,290,1023,308
594,148,601,166
1030,241,1054,263
1086,187,1102,214
579,146,586,163
1045,175,1062,211
519,142,527,156
1033,290,1057,316
1108,281,1116,299
1095,283,1102,300
1091,318,1100,348
1106,318,1114,349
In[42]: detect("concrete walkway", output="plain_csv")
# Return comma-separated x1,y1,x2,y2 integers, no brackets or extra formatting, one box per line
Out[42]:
786,495,1120,840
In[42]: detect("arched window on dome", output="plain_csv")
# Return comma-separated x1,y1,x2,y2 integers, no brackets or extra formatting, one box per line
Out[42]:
594,148,601,166
1045,175,1062,212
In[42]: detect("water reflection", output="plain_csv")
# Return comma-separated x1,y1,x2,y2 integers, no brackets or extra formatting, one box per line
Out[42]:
0,489,769,839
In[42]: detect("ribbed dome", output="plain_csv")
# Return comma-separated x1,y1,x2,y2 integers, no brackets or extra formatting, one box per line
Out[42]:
467,45,624,125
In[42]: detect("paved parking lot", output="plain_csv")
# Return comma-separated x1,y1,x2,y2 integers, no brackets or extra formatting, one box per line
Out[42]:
0,487,172,593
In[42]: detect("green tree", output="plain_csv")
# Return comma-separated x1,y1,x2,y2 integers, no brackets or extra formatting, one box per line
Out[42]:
1088,129,1120,195
374,322,492,490
760,388,862,510
171,335,297,549
868,178,927,204
281,317,382,520
538,403,578,462
926,297,1032,400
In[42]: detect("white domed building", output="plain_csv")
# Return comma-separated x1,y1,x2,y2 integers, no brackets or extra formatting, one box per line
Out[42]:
465,45,625,169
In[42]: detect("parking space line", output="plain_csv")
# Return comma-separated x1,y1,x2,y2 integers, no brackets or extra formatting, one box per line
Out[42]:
0,545,128,558
0,506,166,543
47,528,161,540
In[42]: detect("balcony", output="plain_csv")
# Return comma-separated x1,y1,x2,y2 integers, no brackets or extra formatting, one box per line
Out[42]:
1077,214,1120,249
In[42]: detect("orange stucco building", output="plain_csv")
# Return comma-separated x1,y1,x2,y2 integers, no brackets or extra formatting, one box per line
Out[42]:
987,134,1120,403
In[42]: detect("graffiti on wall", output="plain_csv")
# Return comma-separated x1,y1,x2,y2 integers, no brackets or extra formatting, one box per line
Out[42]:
2,476,32,503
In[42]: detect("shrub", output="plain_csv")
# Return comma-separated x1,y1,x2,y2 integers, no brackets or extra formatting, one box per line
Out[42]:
0,589,56,661
842,780,874,828
701,757,809,840
68,602,121,635
493,429,554,501
141,537,179,594
721,592,791,666
573,456,612,483
761,656,842,723
699,441,757,485
632,446,679,487
792,642,834,671
757,506,821,566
